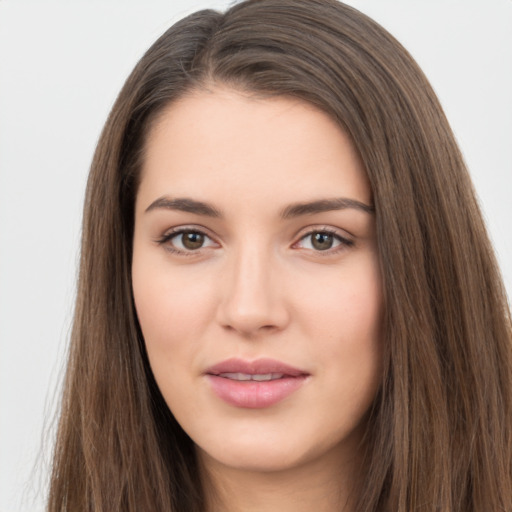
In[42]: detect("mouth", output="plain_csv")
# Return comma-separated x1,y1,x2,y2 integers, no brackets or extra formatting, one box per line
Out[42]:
205,358,309,409
215,372,287,381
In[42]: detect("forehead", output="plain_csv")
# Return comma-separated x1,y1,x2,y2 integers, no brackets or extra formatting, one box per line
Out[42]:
137,87,371,213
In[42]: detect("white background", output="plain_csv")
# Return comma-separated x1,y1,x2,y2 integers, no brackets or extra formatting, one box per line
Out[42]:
1,1,511,511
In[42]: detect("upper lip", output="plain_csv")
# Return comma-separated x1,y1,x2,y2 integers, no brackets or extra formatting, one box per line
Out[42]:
205,358,308,377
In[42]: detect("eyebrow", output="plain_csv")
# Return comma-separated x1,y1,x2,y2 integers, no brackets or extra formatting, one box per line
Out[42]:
280,198,374,218
144,196,374,218
145,197,222,217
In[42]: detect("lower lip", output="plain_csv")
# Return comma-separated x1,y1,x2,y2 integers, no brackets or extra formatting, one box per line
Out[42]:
206,375,307,409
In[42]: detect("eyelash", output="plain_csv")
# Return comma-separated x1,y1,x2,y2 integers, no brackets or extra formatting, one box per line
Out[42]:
293,227,354,255
155,227,218,256
155,226,354,256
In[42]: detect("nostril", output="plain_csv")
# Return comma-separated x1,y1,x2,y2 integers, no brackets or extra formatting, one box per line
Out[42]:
221,321,279,336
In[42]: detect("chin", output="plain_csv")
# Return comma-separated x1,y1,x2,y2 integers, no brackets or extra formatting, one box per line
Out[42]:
194,419,360,476
198,439,309,473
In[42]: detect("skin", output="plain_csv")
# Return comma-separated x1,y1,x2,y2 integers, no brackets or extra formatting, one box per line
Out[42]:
132,87,383,512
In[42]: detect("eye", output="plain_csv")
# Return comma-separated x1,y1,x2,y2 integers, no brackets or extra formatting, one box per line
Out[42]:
295,229,353,252
157,228,217,253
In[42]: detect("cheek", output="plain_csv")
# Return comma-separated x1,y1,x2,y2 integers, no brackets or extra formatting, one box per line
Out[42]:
294,254,383,399
131,259,214,417
296,254,382,341
131,251,215,370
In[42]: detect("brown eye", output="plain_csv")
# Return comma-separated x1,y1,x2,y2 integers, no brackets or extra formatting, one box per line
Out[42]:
311,232,334,250
181,231,205,250
295,229,353,253
159,229,216,253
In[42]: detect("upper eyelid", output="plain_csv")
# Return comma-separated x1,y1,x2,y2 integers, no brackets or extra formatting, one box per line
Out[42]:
293,224,354,241
295,231,352,246
159,224,217,239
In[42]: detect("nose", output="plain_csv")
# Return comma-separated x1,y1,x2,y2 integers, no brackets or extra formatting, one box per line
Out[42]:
216,244,290,337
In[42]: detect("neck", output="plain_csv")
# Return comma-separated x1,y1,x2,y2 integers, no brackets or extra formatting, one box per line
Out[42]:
198,442,363,512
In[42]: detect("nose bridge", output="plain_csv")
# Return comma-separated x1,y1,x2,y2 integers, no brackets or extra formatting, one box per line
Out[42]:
218,238,286,334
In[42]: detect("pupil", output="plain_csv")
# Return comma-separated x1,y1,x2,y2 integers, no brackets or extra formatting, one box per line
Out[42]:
183,231,204,250
312,232,333,250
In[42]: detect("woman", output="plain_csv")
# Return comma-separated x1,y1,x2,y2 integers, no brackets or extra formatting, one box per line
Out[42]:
48,0,512,510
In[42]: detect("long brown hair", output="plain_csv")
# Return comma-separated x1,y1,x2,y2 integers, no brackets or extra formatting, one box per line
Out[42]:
48,1,512,510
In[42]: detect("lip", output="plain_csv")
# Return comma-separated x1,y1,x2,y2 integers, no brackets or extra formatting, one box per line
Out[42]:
205,358,309,409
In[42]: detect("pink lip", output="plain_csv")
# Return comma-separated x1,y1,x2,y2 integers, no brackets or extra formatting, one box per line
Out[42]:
205,358,309,409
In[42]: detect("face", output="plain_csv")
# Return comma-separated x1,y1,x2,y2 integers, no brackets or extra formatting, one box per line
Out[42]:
132,88,382,476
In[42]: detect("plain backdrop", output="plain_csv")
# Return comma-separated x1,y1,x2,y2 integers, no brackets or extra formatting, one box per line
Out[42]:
0,1,511,511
